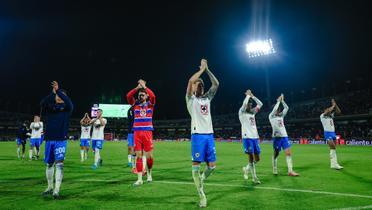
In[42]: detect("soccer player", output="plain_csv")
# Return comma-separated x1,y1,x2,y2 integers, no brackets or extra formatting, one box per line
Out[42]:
41,81,73,199
80,113,92,162
269,94,299,177
29,115,43,160
90,109,107,169
16,121,30,159
127,106,136,169
320,99,343,170
186,59,219,208
126,79,156,185
239,89,263,184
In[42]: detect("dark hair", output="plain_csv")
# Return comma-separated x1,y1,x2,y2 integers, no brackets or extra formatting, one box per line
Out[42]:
138,88,147,94
97,109,103,112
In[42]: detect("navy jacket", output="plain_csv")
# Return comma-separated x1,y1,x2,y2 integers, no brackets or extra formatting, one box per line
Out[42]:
40,90,73,141
17,125,30,140
127,106,134,134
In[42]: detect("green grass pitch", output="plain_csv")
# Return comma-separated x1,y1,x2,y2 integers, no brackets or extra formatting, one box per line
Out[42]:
0,141,372,210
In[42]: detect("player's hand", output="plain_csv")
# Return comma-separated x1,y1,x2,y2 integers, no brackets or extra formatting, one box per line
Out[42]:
199,59,207,71
331,99,336,105
277,95,282,102
138,79,147,88
51,81,59,93
281,94,285,101
245,89,252,96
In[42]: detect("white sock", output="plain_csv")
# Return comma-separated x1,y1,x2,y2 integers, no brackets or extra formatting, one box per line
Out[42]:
137,171,143,182
80,150,84,161
272,156,278,169
330,149,338,165
85,150,88,160
286,156,293,173
192,165,202,195
36,148,40,156
46,165,54,190
250,163,257,179
131,155,136,168
94,148,100,166
17,148,20,158
202,166,216,180
29,149,33,159
246,163,251,171
128,155,132,164
55,162,63,194
142,156,147,171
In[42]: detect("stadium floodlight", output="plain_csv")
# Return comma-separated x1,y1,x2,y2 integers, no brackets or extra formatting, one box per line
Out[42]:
246,39,276,58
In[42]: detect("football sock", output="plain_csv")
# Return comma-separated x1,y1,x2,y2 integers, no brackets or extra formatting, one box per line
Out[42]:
17,148,20,158
29,149,33,160
94,148,100,166
46,165,54,190
80,150,84,161
55,162,63,193
286,155,293,173
202,166,216,180
250,163,257,179
192,165,202,195
128,155,132,164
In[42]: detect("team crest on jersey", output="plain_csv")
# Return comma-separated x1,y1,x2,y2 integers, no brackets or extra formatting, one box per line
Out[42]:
200,105,209,115
140,108,147,117
195,153,200,158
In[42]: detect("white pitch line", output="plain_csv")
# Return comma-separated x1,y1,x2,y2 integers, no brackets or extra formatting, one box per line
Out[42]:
330,205,372,210
153,180,372,199
78,179,372,199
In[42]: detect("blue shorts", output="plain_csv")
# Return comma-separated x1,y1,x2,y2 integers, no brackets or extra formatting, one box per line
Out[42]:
243,138,261,155
92,139,104,150
273,137,291,151
30,138,41,147
127,133,134,147
40,135,44,145
324,131,336,141
16,138,24,145
44,140,67,164
191,134,216,163
80,139,90,147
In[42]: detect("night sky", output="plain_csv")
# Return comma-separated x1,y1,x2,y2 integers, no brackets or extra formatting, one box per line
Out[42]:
0,0,371,119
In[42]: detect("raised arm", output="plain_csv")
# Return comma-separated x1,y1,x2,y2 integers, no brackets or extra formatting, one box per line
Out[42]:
98,118,107,126
281,100,289,117
205,62,219,99
56,90,73,113
146,87,156,105
333,99,341,114
239,94,251,113
252,95,263,113
323,99,337,115
270,95,282,118
186,59,207,97
126,88,138,105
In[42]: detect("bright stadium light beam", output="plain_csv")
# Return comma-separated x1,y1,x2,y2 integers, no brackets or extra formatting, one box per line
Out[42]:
246,38,276,58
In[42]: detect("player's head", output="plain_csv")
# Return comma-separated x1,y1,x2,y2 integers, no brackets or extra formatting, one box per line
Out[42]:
23,120,29,127
246,99,254,113
96,109,103,118
137,88,148,102
33,115,40,122
194,78,204,97
55,89,67,104
275,104,283,116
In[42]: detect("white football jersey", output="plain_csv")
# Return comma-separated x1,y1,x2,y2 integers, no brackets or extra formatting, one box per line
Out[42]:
30,122,43,138
80,125,92,139
239,96,263,139
269,101,289,138
91,118,107,140
320,113,335,132
186,91,215,134
30,122,44,139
